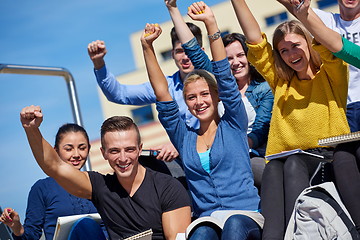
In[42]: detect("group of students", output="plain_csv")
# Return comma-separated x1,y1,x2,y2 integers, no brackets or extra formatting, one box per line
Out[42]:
1,0,360,239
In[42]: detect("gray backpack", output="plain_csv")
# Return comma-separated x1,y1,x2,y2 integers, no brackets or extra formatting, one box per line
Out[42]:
285,182,360,240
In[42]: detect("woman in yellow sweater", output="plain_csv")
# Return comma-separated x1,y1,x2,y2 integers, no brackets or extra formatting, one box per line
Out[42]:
230,0,350,239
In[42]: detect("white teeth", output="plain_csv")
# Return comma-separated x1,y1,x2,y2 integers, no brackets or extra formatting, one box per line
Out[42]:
232,67,243,72
118,163,130,169
197,107,206,112
292,58,301,64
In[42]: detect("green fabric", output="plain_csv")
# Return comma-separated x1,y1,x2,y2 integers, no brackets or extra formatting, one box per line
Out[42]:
334,36,360,69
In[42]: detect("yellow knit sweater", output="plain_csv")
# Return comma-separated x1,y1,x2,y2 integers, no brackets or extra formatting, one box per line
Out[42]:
247,34,350,156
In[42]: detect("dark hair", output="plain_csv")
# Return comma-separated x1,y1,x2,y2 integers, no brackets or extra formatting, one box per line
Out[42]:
222,33,265,82
54,123,90,150
100,116,141,148
171,22,203,48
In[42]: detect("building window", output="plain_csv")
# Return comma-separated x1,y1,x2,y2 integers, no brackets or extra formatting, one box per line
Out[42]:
265,12,288,27
317,0,337,9
161,49,173,61
131,105,154,126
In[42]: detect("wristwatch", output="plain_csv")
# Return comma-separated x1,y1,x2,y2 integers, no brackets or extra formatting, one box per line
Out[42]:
208,30,221,40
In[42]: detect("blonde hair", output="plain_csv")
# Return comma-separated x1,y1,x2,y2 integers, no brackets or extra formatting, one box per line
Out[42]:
183,69,218,99
272,20,322,81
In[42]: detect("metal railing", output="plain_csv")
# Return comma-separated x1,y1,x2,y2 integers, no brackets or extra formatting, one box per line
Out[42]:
0,63,91,171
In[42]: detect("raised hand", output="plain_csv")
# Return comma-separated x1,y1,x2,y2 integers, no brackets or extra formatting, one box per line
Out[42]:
20,105,43,129
87,40,107,70
164,0,177,9
187,1,215,23
292,0,310,17
140,23,162,47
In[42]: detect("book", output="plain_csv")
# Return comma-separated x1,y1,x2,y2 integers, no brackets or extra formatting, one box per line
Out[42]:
265,149,324,161
318,131,360,146
123,229,153,240
53,213,102,240
176,210,264,240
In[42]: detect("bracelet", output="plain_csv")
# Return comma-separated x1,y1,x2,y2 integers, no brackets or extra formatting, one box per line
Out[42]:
208,30,221,41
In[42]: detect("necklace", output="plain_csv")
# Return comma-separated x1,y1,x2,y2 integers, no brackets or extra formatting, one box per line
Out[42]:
200,134,210,151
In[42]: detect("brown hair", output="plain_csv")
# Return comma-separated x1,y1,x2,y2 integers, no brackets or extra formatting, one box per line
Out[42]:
100,116,141,148
272,20,321,81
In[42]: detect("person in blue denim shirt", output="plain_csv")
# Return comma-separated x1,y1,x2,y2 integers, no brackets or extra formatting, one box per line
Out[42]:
164,0,273,189
141,1,263,239
87,23,204,163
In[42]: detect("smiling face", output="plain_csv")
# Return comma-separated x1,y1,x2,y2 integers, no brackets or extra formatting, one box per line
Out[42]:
339,0,360,10
101,129,142,180
225,40,250,82
56,132,89,170
338,0,360,19
172,41,195,78
184,78,219,123
277,33,312,75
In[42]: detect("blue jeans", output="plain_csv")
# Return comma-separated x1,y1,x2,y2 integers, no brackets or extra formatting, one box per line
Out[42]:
189,215,261,240
347,101,360,132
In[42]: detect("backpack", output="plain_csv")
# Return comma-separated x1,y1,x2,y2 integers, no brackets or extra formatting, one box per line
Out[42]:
285,182,360,240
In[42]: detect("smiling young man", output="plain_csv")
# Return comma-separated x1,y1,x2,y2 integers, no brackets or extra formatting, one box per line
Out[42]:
20,105,191,240
88,24,204,162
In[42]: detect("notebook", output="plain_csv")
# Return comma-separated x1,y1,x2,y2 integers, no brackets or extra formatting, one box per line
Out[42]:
123,229,153,240
265,149,324,161
53,213,102,240
318,131,360,146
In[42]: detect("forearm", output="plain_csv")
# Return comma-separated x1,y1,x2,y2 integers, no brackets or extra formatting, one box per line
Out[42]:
182,38,212,71
92,58,105,70
297,8,342,52
204,17,225,61
276,0,295,15
142,44,172,102
10,222,24,237
168,6,194,44
24,127,61,177
231,0,263,44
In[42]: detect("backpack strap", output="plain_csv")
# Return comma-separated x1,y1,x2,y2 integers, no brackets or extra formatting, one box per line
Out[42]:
305,188,360,240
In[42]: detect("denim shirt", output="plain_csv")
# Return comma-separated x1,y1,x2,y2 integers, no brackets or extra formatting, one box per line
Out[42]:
94,65,199,129
183,37,273,151
157,59,260,217
245,80,273,149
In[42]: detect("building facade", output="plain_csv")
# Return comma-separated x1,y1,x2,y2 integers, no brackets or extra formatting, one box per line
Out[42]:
90,0,339,173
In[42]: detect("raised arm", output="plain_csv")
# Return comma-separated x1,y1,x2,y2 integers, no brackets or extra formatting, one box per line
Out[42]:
88,40,107,70
141,24,172,102
276,0,295,15
165,0,195,44
188,1,225,61
20,105,92,199
230,0,263,45
288,0,343,53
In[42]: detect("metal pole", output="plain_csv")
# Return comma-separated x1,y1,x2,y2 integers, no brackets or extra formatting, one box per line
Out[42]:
0,63,92,171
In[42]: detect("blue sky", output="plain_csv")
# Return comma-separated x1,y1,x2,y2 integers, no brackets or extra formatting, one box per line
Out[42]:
0,0,225,223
